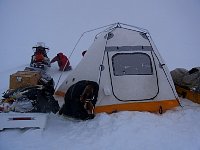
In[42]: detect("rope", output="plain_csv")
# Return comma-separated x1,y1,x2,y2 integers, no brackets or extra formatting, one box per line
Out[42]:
118,22,149,33
148,33,182,107
54,23,118,91
54,22,150,91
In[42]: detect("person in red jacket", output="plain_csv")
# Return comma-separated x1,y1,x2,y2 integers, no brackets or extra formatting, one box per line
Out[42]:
50,53,71,71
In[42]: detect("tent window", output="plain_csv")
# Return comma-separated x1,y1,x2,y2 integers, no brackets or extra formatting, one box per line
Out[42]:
112,53,153,76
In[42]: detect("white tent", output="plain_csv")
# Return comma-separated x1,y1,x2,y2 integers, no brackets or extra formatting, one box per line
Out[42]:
55,23,180,114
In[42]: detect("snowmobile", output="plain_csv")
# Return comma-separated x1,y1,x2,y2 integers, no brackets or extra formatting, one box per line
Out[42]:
30,43,51,69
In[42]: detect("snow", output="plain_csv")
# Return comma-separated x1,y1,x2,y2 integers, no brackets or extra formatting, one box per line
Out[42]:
1,55,200,150
1,0,200,149
1,100,200,150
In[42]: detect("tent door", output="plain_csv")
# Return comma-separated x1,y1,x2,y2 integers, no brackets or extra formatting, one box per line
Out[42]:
107,51,159,101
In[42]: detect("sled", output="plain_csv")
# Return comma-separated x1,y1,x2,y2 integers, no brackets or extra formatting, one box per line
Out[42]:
0,112,48,130
175,85,200,104
1,74,59,130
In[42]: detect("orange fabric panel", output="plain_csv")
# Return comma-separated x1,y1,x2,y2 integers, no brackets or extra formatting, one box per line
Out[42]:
54,90,179,113
94,99,180,114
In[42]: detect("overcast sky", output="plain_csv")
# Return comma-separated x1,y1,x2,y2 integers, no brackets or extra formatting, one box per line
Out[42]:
0,0,199,70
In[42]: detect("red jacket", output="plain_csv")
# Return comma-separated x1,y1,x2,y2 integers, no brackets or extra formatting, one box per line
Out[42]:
51,53,70,70
35,52,44,62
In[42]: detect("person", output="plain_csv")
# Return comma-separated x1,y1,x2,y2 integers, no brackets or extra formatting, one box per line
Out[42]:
31,45,50,67
34,51,44,62
59,80,99,120
50,52,71,71
35,46,48,57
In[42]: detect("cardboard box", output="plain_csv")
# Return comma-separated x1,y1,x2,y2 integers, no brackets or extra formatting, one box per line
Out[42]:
9,71,41,89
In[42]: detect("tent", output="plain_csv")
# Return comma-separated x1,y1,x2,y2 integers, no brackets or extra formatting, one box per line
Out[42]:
55,23,180,114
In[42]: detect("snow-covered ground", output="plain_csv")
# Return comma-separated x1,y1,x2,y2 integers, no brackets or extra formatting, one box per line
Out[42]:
0,54,200,150
1,97,200,150
1,0,200,149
